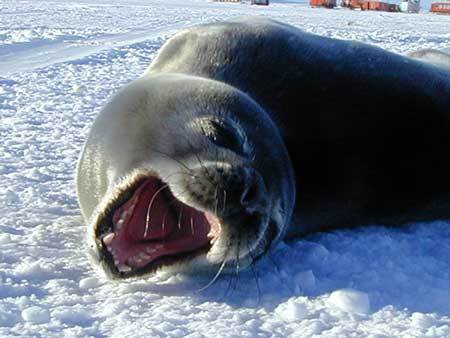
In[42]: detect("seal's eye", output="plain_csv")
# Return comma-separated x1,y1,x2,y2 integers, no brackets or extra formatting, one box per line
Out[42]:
207,120,245,155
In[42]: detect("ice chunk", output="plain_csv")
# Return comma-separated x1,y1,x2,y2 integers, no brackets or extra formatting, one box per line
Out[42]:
21,306,50,324
328,289,370,315
275,298,308,322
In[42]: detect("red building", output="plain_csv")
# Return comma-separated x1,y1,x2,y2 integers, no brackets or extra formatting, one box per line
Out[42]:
343,0,399,11
310,0,337,8
431,1,450,13
342,0,361,8
361,1,390,10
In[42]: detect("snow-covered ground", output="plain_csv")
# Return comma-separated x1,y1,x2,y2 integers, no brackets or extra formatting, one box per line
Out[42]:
1,0,450,337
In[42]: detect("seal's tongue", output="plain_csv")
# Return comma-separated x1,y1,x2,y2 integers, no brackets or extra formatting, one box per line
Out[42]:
107,178,215,271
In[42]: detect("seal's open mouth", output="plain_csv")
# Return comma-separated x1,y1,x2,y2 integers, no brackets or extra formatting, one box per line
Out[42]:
97,177,221,277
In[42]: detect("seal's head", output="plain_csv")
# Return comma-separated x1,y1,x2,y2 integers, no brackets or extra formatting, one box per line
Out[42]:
77,73,295,278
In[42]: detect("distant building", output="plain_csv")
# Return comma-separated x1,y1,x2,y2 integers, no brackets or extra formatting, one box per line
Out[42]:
431,0,450,13
400,0,420,12
251,0,269,5
310,0,337,8
342,0,400,12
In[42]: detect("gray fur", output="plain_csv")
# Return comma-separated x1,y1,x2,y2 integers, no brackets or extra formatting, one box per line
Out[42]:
78,17,450,277
147,17,450,236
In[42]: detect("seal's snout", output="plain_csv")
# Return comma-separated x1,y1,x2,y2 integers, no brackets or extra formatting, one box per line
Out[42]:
186,163,269,221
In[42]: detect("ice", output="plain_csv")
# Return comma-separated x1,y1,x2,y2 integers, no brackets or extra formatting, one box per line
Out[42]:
0,0,449,337
52,308,94,327
21,306,50,324
275,298,309,321
79,277,101,290
411,312,437,329
328,289,371,315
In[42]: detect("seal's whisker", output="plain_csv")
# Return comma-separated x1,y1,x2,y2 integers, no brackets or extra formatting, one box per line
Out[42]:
178,206,184,231
190,211,194,235
219,265,238,302
152,147,215,184
236,233,241,283
163,170,198,181
214,187,219,216
229,233,242,295
219,271,235,302
246,237,261,304
196,255,228,293
150,148,195,175
221,189,227,215
162,210,168,243
197,239,233,293
184,136,216,186
144,184,169,237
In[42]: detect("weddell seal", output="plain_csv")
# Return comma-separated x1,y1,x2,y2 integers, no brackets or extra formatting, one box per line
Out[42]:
77,17,450,279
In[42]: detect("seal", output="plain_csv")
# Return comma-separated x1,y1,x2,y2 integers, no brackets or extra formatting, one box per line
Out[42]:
77,17,450,279
408,49,450,69
77,73,296,278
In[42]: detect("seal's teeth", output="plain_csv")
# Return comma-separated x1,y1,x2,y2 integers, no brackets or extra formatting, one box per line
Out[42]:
210,236,218,245
107,246,113,253
102,233,115,245
139,253,151,260
128,256,142,265
146,245,162,254
117,264,132,272
114,259,120,266
129,203,136,213
120,210,128,221
116,219,124,229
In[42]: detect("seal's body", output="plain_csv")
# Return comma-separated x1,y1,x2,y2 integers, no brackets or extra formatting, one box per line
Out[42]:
77,17,450,278
147,17,450,236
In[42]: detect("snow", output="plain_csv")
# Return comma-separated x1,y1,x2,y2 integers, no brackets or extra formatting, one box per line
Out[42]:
328,289,370,315
1,0,450,337
21,307,50,325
